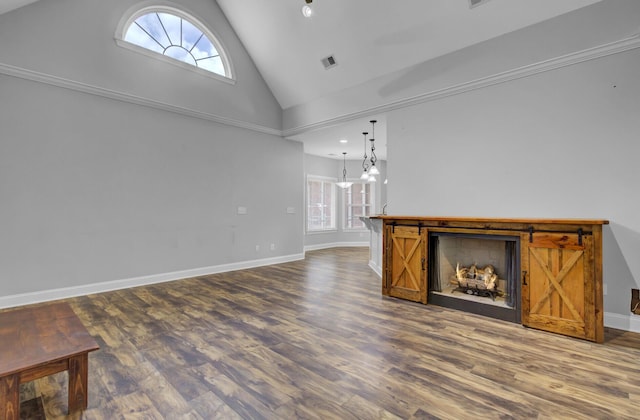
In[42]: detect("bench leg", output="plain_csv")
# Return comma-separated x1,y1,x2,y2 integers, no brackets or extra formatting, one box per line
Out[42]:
68,353,89,413
0,373,20,420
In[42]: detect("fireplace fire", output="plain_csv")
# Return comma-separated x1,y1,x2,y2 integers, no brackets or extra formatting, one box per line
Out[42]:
451,263,500,300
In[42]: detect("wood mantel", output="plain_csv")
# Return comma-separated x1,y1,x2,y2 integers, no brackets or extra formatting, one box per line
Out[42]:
378,216,608,342
371,215,609,227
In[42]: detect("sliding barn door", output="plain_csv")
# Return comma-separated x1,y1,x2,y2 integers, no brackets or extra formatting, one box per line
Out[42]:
383,225,427,304
522,233,597,341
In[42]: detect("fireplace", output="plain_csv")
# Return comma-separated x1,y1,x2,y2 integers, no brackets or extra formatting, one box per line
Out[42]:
379,216,606,341
428,232,521,323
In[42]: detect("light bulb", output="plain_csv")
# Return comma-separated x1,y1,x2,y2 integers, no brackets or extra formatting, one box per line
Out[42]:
301,5,313,17
369,165,380,175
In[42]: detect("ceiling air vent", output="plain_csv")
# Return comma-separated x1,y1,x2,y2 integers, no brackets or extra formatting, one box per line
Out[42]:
469,0,491,8
321,55,338,70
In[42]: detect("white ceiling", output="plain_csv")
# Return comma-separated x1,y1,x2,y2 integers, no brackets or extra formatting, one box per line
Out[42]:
1,0,602,160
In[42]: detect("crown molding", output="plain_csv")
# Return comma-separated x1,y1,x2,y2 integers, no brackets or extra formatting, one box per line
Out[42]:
2,33,640,139
0,62,281,136
283,33,640,137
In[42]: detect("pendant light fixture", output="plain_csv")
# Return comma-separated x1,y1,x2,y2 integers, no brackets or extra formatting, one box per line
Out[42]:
360,131,369,180
368,120,380,175
336,152,353,189
301,0,313,17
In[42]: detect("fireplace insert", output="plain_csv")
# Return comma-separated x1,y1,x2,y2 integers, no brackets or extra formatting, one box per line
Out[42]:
428,232,521,323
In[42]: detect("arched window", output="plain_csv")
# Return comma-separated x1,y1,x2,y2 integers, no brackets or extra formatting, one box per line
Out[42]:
117,6,233,82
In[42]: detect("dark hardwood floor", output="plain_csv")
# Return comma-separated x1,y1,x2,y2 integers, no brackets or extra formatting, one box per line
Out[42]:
8,248,640,419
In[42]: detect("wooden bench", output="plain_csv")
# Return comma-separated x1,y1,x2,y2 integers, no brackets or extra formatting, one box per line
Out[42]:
0,302,99,419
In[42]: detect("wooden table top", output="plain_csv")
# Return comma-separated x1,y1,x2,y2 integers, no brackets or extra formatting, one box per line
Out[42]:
0,302,99,377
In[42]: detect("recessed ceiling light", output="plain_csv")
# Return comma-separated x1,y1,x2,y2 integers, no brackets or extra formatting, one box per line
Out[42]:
339,139,348,144
301,5,313,17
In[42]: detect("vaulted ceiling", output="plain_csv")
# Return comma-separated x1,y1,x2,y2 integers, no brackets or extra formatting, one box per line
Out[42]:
218,0,601,159
2,0,602,159
217,0,600,110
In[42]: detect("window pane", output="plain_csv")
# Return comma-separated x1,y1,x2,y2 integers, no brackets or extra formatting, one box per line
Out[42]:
182,19,203,50
324,182,334,229
308,207,322,230
344,181,372,230
125,23,164,54
307,178,335,231
135,13,170,47
165,45,196,65
192,37,219,60
157,13,181,46
197,57,224,74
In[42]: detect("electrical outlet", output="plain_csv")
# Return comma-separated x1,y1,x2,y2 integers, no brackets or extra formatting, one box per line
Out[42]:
255,245,260,252
270,243,276,251
603,283,607,295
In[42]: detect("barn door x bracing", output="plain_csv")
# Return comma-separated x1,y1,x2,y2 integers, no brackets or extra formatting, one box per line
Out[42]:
384,225,427,304
522,233,596,341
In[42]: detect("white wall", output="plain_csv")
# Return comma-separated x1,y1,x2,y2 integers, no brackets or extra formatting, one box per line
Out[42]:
0,0,303,305
386,41,640,324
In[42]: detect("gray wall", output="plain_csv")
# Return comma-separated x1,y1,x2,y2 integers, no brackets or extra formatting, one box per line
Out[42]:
0,0,302,300
0,0,281,130
383,6,640,324
0,74,303,297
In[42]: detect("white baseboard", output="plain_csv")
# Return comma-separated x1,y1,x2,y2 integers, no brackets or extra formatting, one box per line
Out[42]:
369,260,383,277
604,311,640,333
304,242,369,252
0,253,304,310
6,253,637,335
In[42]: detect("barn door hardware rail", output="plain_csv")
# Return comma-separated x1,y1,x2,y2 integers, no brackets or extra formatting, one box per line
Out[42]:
526,226,587,243
391,221,423,234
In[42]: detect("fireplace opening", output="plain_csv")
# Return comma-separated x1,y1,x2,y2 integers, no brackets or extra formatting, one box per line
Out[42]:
428,232,521,323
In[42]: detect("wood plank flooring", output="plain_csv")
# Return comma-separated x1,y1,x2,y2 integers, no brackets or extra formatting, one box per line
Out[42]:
7,247,640,419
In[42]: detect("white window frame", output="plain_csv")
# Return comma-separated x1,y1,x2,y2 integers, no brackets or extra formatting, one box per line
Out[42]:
306,175,337,233
342,181,374,231
115,5,235,85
